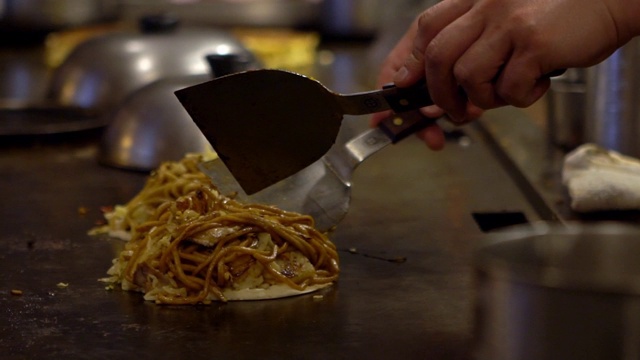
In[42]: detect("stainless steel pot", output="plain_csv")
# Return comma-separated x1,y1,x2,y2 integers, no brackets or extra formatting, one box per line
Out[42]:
585,37,640,157
474,222,640,360
547,68,587,151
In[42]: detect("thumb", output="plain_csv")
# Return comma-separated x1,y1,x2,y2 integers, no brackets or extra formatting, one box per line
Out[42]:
393,46,427,88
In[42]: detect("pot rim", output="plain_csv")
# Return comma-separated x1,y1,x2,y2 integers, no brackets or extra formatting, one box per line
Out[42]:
475,221,640,295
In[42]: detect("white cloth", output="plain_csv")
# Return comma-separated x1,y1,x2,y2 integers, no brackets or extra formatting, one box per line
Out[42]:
562,143,640,212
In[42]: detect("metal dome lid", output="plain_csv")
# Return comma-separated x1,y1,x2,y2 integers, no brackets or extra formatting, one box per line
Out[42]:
48,14,257,112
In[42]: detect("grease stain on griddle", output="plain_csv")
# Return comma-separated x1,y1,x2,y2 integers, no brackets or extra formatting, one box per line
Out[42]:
340,247,407,264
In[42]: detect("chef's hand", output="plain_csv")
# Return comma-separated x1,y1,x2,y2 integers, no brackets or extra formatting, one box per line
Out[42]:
371,18,475,151
372,0,640,149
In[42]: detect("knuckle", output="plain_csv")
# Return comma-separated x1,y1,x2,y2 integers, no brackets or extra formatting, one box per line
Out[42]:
507,10,544,49
416,11,430,30
424,38,446,72
409,45,425,66
496,86,529,108
465,84,496,109
452,63,494,108
417,5,438,29
452,61,474,87
467,91,495,109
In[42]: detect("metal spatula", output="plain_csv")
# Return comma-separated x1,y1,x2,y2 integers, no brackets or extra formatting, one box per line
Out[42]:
175,69,434,195
198,111,437,231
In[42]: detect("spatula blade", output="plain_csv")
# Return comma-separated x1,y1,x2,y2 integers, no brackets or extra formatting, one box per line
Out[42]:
199,112,439,230
200,157,350,231
175,69,344,195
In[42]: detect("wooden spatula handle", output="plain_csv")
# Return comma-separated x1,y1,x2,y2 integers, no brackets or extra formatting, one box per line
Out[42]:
378,111,438,144
381,80,434,113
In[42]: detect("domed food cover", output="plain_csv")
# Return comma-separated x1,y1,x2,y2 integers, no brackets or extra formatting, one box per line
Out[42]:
48,15,256,112
97,47,258,171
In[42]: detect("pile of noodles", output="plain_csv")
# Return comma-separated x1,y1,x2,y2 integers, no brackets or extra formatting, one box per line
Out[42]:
95,154,340,304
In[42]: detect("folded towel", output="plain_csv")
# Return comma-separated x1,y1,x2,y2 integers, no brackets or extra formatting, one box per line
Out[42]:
562,143,640,212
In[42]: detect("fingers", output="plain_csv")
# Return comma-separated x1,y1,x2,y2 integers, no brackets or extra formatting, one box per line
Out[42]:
417,125,446,151
465,102,485,120
394,0,474,88
452,29,511,109
376,17,423,88
496,55,552,107
423,13,484,122
453,24,552,109
418,102,482,151
418,105,446,119
369,110,393,127
394,0,564,119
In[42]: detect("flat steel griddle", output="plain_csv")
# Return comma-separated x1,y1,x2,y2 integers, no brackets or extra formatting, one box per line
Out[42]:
0,111,552,359
0,40,578,359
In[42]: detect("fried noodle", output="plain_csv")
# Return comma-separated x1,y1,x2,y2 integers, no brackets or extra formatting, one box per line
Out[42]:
96,154,340,304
